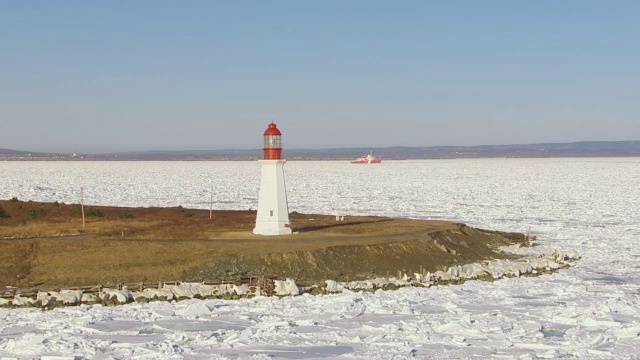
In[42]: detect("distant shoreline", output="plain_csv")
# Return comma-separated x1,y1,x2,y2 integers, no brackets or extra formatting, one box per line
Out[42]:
2,155,640,161
2,140,639,161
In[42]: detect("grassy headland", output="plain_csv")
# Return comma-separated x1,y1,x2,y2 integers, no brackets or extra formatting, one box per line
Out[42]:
0,199,530,288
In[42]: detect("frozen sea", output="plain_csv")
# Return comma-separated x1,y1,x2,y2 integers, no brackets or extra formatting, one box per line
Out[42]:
1,158,639,359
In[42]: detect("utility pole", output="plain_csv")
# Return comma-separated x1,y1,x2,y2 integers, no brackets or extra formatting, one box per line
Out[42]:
81,187,85,230
210,185,214,220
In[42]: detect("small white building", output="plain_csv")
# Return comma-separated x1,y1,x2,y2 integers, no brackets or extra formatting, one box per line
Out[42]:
253,122,293,235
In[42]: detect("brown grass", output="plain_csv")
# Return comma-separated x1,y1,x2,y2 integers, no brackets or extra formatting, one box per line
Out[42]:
0,199,526,288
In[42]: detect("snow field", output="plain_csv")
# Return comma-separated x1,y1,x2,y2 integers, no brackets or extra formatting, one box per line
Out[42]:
1,158,639,359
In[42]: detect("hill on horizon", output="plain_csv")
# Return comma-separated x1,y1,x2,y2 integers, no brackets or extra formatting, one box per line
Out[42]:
2,141,640,160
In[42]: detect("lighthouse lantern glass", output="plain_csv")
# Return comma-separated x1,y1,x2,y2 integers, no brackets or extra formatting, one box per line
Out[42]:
264,134,281,149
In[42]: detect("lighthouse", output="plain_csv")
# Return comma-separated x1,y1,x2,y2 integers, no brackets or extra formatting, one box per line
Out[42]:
253,122,293,235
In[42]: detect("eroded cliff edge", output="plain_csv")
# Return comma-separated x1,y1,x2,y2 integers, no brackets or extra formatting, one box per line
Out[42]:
184,224,531,285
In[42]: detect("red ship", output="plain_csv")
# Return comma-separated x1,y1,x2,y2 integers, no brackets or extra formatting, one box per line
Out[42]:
350,152,382,164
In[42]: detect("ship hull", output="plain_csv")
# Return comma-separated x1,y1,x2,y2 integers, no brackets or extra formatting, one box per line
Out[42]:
350,159,382,164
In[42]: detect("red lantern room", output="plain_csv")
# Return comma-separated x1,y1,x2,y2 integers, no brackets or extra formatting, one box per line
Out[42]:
263,122,282,160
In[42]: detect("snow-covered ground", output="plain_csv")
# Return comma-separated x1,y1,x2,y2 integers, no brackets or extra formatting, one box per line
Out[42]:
1,158,639,359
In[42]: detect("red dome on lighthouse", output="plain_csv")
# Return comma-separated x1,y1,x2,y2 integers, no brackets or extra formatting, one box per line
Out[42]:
262,122,283,160
263,122,282,136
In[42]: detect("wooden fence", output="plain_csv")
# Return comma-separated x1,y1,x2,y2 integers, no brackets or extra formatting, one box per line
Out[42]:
1,275,277,300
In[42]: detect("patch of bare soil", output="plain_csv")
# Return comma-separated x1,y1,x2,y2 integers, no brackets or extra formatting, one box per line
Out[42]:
0,200,530,288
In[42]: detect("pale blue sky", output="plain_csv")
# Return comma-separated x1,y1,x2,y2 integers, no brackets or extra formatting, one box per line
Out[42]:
1,1,638,153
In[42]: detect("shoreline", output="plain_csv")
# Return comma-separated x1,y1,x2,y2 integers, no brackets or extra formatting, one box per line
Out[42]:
1,249,580,309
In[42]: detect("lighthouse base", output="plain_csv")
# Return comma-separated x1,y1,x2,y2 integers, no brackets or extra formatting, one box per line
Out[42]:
253,221,293,236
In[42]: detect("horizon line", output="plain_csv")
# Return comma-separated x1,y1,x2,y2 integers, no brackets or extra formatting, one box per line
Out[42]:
3,139,640,155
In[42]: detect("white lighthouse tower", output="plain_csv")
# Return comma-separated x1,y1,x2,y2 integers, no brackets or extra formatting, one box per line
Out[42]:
253,122,293,235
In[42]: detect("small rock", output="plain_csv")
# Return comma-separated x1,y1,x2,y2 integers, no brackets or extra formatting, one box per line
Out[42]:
308,286,325,296
384,283,398,290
